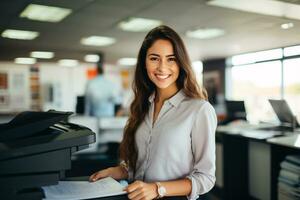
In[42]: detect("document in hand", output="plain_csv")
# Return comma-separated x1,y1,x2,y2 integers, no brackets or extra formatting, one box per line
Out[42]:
42,177,127,200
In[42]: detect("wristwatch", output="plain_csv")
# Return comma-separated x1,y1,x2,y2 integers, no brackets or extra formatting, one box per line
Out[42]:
155,182,166,198
119,160,129,172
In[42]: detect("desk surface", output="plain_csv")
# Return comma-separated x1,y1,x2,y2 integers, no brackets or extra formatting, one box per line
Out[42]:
217,123,286,140
267,134,300,149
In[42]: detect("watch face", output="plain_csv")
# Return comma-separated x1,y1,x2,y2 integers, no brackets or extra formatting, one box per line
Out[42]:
158,186,166,196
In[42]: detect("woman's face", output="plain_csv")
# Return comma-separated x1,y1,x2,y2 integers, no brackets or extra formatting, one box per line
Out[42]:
146,39,179,91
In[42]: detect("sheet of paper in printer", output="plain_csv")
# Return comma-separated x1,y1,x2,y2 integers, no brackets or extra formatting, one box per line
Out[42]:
42,177,127,200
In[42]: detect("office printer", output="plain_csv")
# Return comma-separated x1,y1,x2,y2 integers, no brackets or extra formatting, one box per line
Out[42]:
0,111,96,200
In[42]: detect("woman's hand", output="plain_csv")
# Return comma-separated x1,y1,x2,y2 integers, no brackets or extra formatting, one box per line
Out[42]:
89,166,128,182
125,180,158,200
89,167,112,182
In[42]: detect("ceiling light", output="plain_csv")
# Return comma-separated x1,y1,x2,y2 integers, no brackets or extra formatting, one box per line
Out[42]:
58,59,79,67
118,58,137,66
186,28,225,39
20,4,72,22
30,51,54,59
84,54,100,63
208,0,300,20
81,36,116,46
14,57,37,65
284,45,300,57
1,29,39,40
281,22,294,29
118,17,162,32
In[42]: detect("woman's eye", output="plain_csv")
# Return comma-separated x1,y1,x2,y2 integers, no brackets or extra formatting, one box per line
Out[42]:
150,57,158,61
168,57,176,62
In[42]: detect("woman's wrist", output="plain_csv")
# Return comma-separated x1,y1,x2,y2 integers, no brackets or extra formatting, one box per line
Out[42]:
118,165,129,179
151,183,159,199
110,166,128,180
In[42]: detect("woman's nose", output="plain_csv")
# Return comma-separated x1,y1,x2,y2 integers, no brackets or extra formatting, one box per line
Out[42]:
157,59,168,71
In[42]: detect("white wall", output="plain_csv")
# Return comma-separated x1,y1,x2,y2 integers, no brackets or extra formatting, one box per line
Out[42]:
39,63,89,112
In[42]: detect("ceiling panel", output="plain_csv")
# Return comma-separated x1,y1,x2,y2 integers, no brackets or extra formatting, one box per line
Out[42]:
0,0,299,64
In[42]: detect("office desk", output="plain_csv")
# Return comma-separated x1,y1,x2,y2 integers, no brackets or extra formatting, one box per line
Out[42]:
217,124,299,200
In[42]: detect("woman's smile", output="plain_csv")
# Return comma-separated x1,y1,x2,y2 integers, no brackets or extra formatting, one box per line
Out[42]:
155,73,171,80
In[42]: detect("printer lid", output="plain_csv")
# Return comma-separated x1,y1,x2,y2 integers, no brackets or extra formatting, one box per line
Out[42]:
0,122,95,161
0,110,73,142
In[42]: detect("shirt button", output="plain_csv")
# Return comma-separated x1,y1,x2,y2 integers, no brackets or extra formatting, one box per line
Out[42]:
148,136,151,144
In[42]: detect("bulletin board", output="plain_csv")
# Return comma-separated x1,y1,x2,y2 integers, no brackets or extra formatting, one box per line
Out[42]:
0,64,30,113
0,72,9,107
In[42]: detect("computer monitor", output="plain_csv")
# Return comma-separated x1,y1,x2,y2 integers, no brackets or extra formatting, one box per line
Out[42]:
76,96,85,114
269,99,299,127
225,100,247,121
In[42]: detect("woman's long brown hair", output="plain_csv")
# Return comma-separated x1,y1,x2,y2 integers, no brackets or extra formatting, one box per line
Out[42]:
119,25,207,175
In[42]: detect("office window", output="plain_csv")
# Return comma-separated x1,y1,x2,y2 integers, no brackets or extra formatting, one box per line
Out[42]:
283,58,300,122
231,61,281,123
232,48,282,66
192,61,203,86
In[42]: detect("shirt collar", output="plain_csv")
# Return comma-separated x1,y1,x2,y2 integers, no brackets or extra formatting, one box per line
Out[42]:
148,92,155,103
148,89,186,108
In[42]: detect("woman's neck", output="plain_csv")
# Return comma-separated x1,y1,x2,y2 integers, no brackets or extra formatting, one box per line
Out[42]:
155,85,179,103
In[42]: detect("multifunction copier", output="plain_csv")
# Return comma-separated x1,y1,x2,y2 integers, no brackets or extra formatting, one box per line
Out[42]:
0,111,95,199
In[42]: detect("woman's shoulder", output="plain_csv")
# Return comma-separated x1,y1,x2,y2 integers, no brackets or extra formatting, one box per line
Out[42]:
183,98,215,113
184,97,208,106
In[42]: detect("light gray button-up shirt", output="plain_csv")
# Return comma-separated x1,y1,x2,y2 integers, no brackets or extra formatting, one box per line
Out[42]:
128,90,217,200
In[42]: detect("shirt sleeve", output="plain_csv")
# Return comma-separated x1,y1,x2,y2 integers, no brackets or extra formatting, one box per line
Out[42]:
186,102,217,200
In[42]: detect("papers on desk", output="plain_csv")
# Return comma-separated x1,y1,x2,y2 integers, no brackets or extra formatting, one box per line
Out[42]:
240,130,282,139
42,177,127,200
217,122,284,139
217,122,259,134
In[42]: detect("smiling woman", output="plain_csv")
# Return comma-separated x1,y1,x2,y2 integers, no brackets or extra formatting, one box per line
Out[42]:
90,25,217,200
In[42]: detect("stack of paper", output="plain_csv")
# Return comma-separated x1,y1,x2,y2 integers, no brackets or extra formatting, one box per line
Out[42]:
42,177,127,200
278,155,300,200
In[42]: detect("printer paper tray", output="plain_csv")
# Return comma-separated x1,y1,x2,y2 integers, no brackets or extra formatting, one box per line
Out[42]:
0,148,71,175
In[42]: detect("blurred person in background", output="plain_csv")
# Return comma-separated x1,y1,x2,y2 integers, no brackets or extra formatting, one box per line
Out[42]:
85,66,122,117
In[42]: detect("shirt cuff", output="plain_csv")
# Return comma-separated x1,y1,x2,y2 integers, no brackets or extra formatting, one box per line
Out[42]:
186,175,200,200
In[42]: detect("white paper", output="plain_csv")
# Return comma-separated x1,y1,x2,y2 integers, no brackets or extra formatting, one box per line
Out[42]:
42,177,127,200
